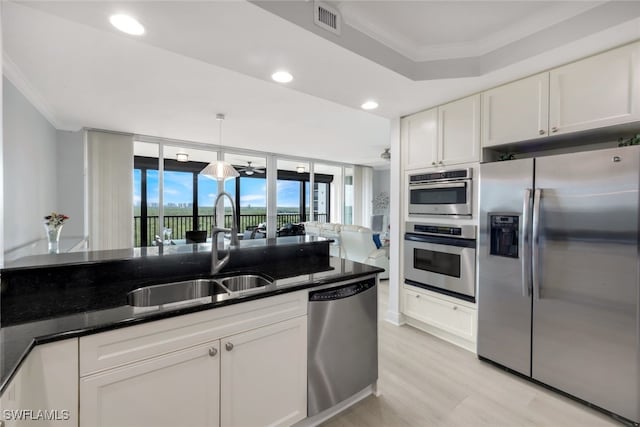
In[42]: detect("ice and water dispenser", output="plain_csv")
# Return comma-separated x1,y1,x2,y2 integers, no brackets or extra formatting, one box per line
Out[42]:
489,215,519,258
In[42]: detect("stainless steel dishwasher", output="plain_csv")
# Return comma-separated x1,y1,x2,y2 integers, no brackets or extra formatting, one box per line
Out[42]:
307,276,378,416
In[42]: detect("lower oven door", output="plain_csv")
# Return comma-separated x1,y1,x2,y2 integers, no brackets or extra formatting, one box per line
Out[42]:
404,233,476,301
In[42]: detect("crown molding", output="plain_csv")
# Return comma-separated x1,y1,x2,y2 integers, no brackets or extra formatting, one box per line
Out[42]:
339,1,606,62
3,52,62,129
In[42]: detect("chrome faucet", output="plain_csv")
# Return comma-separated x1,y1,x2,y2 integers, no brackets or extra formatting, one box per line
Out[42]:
211,192,240,275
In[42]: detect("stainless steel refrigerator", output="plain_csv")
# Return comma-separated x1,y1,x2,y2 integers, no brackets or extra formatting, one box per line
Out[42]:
478,145,640,423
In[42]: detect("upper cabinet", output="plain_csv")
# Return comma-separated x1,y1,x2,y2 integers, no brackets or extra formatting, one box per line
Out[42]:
401,108,438,170
482,73,550,147
438,94,481,165
549,42,640,135
402,95,480,170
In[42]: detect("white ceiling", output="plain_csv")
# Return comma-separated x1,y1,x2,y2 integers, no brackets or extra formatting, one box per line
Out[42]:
4,1,640,168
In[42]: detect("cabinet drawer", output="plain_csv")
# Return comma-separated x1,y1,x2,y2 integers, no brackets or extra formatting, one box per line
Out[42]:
80,291,307,376
404,288,475,342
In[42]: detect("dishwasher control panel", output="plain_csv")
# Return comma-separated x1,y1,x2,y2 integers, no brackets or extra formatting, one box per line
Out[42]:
309,278,375,301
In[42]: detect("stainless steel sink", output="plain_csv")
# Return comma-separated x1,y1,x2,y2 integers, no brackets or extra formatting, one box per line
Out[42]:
127,279,228,307
218,274,273,293
127,273,275,307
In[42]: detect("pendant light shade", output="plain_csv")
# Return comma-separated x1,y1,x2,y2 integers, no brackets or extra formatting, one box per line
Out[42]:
200,161,239,180
200,113,240,181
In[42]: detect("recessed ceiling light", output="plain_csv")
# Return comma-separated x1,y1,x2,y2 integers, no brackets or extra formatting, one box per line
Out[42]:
109,14,145,36
272,71,293,83
176,152,189,162
361,101,379,110
296,165,305,173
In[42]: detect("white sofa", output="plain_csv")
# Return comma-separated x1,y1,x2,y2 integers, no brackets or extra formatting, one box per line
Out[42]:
303,222,389,279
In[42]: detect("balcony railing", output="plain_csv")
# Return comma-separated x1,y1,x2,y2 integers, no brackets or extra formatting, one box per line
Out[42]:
134,213,328,247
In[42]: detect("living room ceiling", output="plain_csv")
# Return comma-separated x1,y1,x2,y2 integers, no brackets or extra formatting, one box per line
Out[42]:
4,1,640,167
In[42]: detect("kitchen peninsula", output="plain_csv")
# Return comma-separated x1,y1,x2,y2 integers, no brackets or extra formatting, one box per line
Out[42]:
0,237,382,427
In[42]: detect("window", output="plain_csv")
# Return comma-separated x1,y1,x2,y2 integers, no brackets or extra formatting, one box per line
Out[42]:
133,142,217,246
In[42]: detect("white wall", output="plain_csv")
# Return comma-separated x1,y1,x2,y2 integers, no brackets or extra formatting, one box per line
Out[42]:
3,76,58,251
56,130,85,237
373,168,390,199
372,168,390,230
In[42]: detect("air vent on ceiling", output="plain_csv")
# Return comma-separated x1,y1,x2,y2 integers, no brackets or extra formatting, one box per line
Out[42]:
314,1,341,35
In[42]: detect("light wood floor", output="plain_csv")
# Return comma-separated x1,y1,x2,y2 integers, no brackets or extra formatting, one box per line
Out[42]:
321,281,621,427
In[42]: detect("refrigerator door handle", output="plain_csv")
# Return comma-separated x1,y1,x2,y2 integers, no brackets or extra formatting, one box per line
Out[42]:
532,188,542,300
521,189,532,297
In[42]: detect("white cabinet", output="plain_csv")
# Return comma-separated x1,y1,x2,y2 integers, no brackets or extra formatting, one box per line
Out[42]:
401,108,438,170
482,73,550,147
403,285,476,352
438,94,481,165
221,316,307,427
401,96,480,171
79,291,308,427
0,339,78,427
550,42,640,135
80,341,221,427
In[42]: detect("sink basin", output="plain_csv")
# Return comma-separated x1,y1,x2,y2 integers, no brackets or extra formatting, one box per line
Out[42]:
217,274,273,293
127,279,228,307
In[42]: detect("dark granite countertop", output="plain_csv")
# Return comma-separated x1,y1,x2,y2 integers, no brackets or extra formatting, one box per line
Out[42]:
0,256,382,394
2,235,330,271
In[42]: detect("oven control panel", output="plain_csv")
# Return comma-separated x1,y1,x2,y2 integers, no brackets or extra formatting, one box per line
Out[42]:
406,222,476,240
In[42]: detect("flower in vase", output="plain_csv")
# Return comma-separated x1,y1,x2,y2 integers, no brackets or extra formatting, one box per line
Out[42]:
44,212,69,229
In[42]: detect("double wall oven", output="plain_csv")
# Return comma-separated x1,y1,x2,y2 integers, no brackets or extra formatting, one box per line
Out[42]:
404,222,476,302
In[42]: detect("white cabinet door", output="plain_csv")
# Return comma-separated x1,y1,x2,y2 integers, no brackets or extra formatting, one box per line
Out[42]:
0,339,78,427
80,341,220,427
550,42,640,135
482,73,550,147
438,94,481,165
221,316,307,427
401,108,438,170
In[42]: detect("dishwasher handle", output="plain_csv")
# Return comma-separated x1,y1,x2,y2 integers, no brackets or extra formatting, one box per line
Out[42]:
309,279,376,302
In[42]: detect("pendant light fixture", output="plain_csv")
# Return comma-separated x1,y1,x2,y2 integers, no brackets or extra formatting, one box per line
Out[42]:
200,113,240,181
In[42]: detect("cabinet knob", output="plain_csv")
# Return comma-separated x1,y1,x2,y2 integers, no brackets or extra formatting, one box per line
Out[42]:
416,294,420,298
439,161,444,165
225,342,234,351
551,127,558,133
431,162,436,166
538,129,545,135
208,347,218,357
453,306,458,311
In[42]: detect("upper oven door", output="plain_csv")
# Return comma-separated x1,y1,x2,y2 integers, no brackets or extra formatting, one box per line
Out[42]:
404,233,476,299
408,180,472,216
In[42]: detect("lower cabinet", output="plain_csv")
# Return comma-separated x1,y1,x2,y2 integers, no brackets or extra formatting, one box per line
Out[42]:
221,316,307,427
79,315,307,427
403,285,477,353
80,341,222,427
0,340,78,427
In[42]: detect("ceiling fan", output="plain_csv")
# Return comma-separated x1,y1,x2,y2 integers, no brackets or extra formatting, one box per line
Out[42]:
237,161,265,176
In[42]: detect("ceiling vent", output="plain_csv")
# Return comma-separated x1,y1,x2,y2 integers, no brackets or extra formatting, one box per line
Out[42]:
314,1,341,35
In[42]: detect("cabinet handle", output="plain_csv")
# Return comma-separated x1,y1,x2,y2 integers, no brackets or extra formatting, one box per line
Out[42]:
551,127,558,133
208,347,218,357
226,342,234,351
538,129,545,135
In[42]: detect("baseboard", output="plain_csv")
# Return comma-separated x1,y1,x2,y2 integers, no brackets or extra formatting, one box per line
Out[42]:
384,310,405,326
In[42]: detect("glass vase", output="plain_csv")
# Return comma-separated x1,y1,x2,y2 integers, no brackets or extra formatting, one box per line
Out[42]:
44,223,63,254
